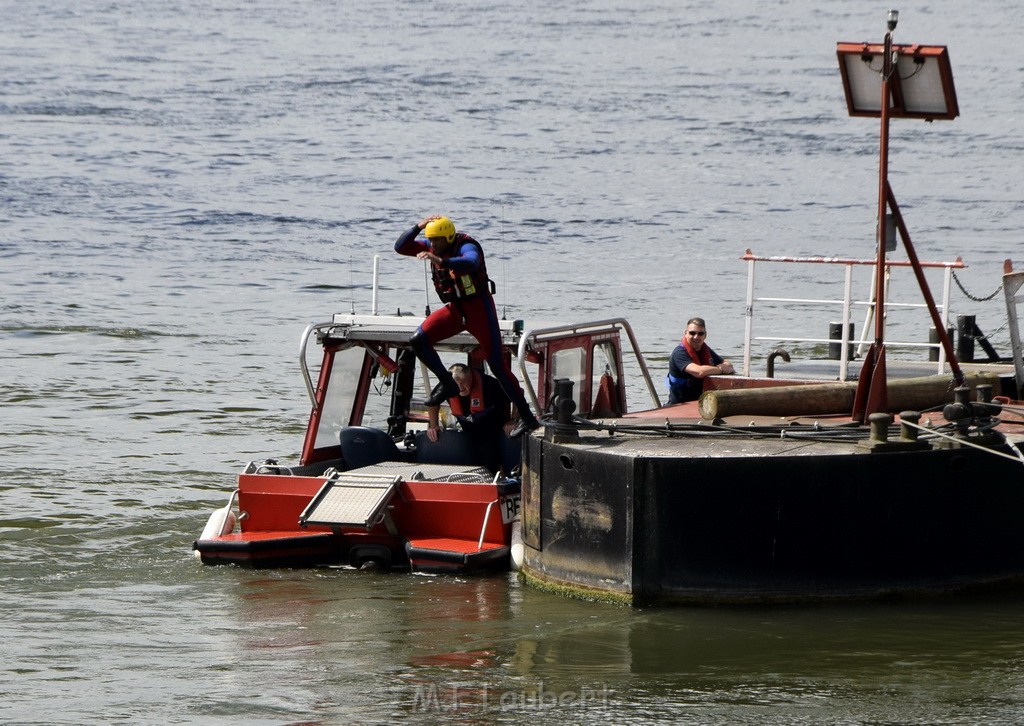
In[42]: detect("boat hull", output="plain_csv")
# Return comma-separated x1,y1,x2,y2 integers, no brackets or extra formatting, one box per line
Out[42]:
521,432,1024,605
193,468,516,574
194,531,343,568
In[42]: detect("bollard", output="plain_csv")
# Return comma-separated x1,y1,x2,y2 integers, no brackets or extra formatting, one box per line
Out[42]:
899,411,921,441
956,314,976,363
974,384,995,427
828,322,854,361
552,378,576,425
868,412,892,443
929,326,955,362
549,378,579,441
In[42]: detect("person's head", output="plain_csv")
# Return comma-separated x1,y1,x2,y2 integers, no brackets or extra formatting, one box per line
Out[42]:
424,216,457,255
683,317,708,349
448,363,473,396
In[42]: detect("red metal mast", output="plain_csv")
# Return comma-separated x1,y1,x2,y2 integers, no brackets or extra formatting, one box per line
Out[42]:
842,10,964,422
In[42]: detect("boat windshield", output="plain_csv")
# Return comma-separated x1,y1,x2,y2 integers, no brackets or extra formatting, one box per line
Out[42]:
550,346,585,412
312,346,363,449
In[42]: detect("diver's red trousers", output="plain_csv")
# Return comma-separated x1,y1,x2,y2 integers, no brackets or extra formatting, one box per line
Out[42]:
418,295,527,407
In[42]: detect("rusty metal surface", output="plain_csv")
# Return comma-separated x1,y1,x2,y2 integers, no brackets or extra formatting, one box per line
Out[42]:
522,429,1024,605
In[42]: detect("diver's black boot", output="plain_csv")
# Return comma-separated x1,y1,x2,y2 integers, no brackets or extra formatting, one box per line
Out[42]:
424,376,460,407
509,414,541,440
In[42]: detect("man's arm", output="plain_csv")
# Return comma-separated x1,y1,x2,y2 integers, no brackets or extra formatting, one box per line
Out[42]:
683,348,733,379
708,348,735,375
443,240,482,273
395,223,428,256
425,405,442,443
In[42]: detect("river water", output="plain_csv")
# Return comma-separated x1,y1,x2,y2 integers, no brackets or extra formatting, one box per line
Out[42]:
3,1,1024,724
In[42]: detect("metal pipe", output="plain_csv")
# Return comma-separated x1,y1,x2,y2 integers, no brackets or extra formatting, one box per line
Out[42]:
766,349,790,378
477,500,497,550
874,27,894,348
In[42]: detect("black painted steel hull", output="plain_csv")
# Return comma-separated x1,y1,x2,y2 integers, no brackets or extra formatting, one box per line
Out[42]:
521,432,1024,605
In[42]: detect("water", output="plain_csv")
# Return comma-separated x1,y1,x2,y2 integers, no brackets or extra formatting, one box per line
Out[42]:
3,1,1024,723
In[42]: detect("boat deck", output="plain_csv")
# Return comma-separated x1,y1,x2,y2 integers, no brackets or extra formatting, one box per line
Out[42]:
571,399,1024,458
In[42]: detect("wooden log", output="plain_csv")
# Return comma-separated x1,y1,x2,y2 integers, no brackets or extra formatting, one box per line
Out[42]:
697,372,1001,420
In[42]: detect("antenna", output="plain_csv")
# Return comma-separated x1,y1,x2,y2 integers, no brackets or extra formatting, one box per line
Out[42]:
423,259,431,316
501,205,507,320
371,254,380,315
349,257,355,314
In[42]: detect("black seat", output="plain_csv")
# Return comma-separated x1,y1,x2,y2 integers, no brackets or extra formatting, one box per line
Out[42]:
339,426,401,470
414,429,478,466
414,429,522,475
499,435,522,475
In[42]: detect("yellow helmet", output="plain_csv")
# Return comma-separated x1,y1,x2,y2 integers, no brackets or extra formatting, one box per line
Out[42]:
424,216,456,244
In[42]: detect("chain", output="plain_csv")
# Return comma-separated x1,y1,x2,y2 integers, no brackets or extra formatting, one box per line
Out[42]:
952,270,1003,302
959,318,1009,341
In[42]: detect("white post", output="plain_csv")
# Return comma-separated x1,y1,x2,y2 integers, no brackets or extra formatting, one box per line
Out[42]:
936,266,952,374
1004,266,1024,397
371,254,380,316
743,256,756,377
859,264,877,358
840,263,853,380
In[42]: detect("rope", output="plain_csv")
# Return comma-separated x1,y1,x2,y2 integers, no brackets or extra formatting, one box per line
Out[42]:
571,416,878,443
887,419,1024,467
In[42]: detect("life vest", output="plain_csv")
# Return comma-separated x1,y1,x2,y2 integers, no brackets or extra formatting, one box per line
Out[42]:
448,369,488,421
666,340,715,401
681,336,712,367
431,234,492,303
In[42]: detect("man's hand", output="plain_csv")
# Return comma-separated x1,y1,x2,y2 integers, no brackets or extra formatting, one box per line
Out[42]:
416,250,442,267
417,214,442,230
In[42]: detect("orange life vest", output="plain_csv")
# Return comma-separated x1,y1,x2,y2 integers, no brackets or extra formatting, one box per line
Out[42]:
448,369,487,421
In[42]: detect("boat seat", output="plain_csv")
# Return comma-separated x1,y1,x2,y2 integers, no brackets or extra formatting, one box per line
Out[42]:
414,429,479,466
340,426,402,470
499,435,522,475
414,429,522,475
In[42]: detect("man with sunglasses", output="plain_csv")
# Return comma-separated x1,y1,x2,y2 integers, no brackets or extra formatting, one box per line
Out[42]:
666,317,735,404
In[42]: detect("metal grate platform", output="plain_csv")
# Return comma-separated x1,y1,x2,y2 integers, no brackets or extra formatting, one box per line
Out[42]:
299,475,400,528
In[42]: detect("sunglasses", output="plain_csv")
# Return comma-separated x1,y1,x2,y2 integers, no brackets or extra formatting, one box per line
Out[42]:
686,330,707,337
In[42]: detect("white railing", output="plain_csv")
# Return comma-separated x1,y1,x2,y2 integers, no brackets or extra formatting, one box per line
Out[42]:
1003,261,1024,397
741,250,966,379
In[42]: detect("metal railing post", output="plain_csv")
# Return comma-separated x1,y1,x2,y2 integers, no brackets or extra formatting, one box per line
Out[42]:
840,263,853,380
739,252,965,378
743,254,756,377
937,266,953,373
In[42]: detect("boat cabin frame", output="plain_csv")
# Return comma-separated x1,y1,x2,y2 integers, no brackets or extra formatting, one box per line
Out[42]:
294,313,655,468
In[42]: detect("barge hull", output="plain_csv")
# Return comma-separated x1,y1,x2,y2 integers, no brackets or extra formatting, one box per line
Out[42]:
521,434,1024,605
